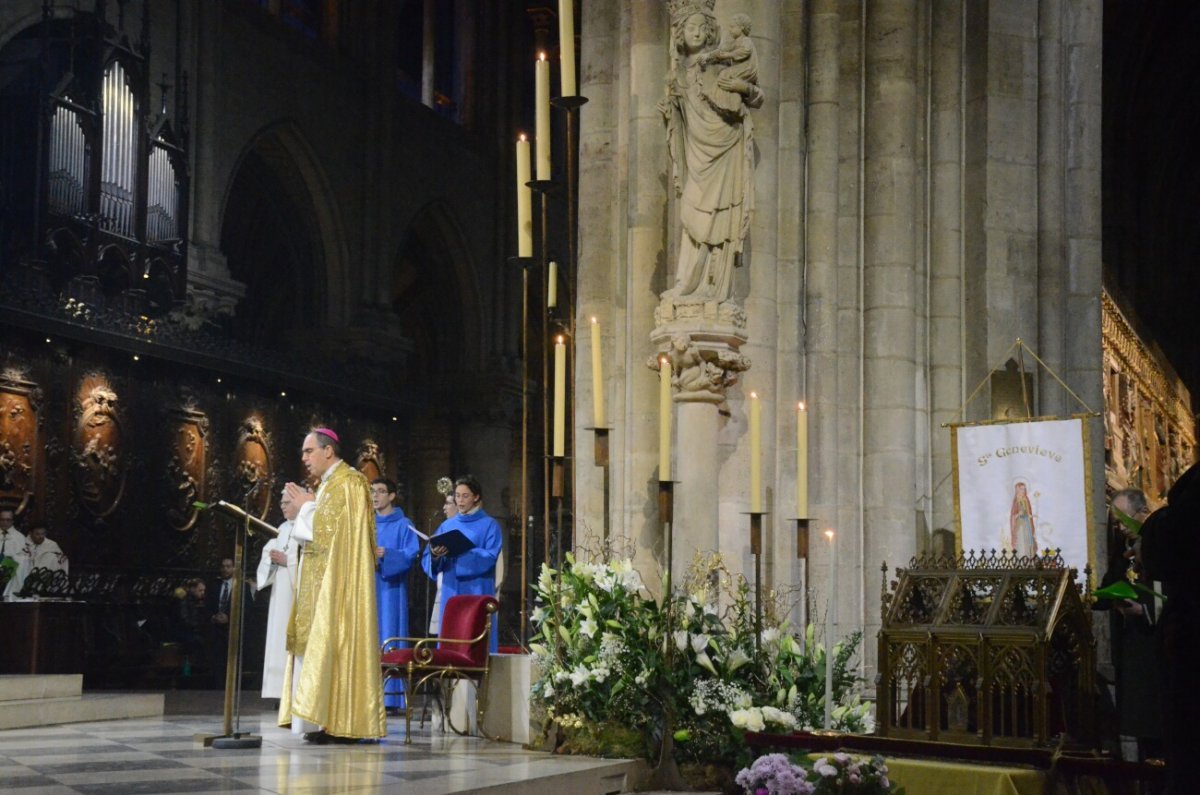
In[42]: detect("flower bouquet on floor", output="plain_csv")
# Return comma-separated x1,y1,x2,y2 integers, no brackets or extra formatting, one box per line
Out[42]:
528,548,877,779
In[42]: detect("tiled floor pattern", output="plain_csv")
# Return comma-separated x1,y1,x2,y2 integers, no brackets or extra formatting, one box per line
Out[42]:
0,710,628,794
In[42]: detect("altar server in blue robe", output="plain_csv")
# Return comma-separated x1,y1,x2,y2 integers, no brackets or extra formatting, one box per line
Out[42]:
421,475,502,652
371,478,420,711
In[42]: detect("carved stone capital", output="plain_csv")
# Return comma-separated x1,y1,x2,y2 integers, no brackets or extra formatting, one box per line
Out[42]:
649,298,751,404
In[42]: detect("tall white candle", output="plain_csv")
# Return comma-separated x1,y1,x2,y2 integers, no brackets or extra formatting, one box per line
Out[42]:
590,317,604,427
535,54,551,180
553,336,566,457
749,392,761,512
558,0,576,97
797,402,808,518
516,135,532,257
659,356,671,480
547,261,558,309
824,529,836,729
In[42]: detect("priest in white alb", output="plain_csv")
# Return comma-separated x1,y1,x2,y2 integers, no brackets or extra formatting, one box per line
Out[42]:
257,489,300,700
3,524,68,598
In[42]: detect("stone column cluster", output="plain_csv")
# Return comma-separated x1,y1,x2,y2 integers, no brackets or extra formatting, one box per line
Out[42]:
575,0,1102,675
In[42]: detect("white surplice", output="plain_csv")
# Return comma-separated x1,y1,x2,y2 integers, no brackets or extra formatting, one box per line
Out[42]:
3,537,67,598
256,518,299,699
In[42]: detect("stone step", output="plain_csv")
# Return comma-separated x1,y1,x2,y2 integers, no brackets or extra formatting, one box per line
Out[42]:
0,691,164,731
0,674,82,703
459,759,647,795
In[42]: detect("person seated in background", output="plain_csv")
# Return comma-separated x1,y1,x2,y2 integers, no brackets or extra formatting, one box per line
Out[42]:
3,523,68,597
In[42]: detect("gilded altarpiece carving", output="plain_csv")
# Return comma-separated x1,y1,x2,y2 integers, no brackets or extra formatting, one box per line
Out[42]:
356,438,384,482
71,375,126,517
1102,293,1196,504
234,417,273,520
0,369,42,514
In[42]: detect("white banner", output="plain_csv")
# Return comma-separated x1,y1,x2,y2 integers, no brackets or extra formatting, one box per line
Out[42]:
952,418,1093,575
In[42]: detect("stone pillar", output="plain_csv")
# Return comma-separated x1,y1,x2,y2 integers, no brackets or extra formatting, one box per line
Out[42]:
1036,0,1067,418
929,2,964,530
1063,0,1104,559
575,1,669,582
805,0,841,630
862,0,919,655
421,0,435,108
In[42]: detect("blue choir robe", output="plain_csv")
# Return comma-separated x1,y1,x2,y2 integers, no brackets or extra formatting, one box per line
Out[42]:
421,509,502,652
376,508,420,708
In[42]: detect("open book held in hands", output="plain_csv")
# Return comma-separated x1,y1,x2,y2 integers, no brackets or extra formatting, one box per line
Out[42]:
426,528,476,557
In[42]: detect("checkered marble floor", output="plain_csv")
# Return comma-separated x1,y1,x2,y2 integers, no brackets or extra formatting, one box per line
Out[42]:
0,707,633,794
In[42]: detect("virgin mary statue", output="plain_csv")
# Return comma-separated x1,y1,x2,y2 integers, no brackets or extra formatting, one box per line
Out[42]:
661,1,763,304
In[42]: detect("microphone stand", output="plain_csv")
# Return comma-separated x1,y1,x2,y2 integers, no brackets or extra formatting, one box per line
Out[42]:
193,501,277,750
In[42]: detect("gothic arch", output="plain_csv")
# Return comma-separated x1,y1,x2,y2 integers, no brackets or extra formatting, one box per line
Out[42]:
219,120,349,346
390,201,484,377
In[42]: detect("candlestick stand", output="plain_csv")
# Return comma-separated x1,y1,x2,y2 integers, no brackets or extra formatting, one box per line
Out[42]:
746,511,767,659
552,94,586,562
551,457,567,570
508,254,533,644
795,517,809,639
648,478,684,791
586,427,611,557
528,178,557,579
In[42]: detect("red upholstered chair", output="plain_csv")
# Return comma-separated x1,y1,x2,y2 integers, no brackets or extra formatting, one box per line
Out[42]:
381,594,499,744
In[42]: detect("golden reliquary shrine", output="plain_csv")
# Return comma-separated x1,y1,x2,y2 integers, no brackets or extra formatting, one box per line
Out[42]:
875,550,1095,749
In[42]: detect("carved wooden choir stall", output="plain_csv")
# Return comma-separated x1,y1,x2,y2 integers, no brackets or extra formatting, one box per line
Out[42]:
875,550,1095,748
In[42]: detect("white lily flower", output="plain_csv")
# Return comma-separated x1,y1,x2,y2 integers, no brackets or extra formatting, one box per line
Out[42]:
568,664,590,686
543,682,555,699
725,649,751,672
728,708,765,732
761,706,797,729
694,650,718,676
690,633,711,654
579,617,599,638
673,630,690,652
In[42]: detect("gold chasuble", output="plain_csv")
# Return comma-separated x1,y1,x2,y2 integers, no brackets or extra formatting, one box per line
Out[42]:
279,463,386,739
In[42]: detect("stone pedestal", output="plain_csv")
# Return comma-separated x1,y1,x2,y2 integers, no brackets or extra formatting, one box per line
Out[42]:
649,297,750,579
478,653,535,744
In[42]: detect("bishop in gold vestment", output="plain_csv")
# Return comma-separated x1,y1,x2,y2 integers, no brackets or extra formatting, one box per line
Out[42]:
279,430,386,740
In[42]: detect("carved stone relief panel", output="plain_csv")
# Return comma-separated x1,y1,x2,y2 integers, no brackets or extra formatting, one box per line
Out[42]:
166,406,209,531
71,374,126,516
234,416,272,519
0,368,42,515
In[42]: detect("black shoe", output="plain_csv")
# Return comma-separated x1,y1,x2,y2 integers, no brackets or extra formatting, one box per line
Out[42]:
303,731,331,744
328,734,361,744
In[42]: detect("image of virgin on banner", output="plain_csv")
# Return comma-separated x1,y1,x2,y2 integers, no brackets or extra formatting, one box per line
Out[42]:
951,417,1095,576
